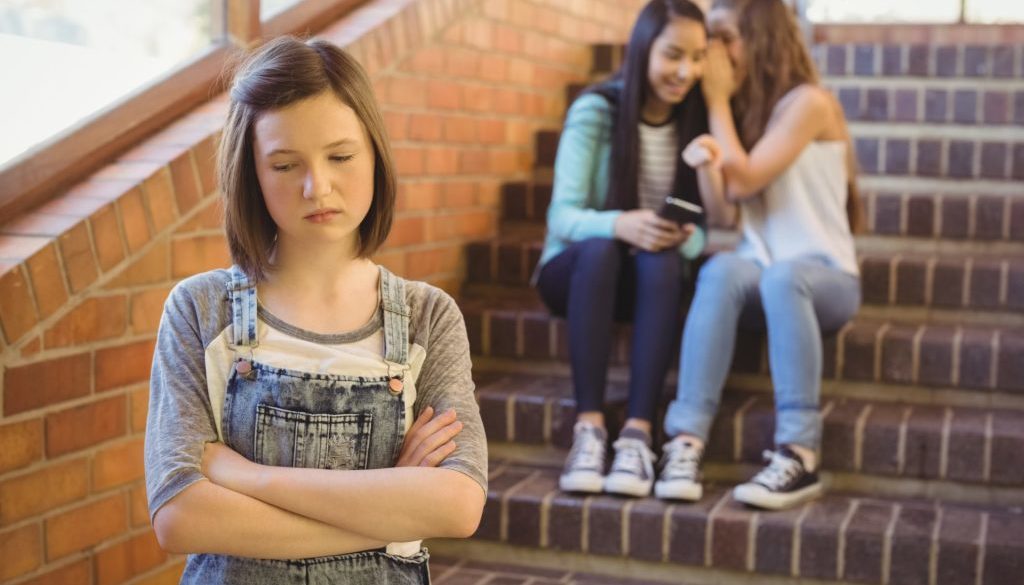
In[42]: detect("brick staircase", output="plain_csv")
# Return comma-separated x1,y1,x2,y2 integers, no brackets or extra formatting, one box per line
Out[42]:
429,38,1024,585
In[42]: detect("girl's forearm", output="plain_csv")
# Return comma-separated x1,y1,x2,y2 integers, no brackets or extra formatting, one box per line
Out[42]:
696,165,735,228
244,465,485,542
154,480,386,559
707,102,757,199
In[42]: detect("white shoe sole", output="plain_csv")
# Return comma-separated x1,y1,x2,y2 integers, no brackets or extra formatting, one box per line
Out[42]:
560,472,604,493
732,481,823,510
654,480,703,502
603,473,652,497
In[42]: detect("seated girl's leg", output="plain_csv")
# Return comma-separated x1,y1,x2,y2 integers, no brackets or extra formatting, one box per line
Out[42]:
536,238,627,416
627,249,687,426
759,258,861,456
663,253,762,443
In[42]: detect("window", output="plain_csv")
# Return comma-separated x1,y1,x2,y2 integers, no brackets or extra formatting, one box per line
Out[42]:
0,0,222,169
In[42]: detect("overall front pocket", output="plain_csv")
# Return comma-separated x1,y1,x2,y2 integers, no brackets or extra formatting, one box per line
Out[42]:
254,404,373,470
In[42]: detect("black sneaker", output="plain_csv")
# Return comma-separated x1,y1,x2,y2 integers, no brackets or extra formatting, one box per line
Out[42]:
732,447,823,510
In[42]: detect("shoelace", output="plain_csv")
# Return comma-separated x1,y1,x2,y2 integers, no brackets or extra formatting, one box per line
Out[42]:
660,441,702,480
567,429,605,471
610,438,653,478
750,449,803,490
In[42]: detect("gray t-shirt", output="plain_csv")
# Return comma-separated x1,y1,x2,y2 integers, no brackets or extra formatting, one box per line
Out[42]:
144,267,487,523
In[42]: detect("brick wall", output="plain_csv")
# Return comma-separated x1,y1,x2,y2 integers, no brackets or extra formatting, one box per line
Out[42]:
0,0,647,582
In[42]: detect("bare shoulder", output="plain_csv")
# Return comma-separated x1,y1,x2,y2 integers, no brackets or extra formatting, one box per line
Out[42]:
768,84,835,138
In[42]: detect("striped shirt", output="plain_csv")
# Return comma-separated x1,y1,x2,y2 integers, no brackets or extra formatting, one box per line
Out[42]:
638,120,678,211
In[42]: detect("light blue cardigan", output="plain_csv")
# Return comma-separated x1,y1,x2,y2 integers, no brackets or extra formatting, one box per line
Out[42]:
538,93,707,269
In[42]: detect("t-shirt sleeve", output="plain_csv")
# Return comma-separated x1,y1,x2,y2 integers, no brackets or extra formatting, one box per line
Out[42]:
144,281,220,521
412,290,488,493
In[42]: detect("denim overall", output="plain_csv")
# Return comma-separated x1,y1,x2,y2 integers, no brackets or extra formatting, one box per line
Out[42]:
180,266,430,584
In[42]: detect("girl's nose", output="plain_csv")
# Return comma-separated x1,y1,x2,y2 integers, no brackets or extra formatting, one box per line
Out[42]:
303,165,331,200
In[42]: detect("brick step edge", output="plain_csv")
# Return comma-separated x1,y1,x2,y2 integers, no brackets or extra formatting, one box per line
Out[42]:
461,304,1024,394
474,461,1024,585
500,181,1024,244
474,375,1024,488
590,42,1024,80
464,239,1024,316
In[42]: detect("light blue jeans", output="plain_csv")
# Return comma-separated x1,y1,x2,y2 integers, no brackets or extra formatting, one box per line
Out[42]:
664,253,861,451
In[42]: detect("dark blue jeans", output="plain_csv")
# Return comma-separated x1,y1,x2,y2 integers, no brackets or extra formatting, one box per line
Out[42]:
536,238,688,424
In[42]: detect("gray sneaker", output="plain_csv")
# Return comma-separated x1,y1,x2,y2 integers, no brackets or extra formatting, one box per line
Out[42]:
654,439,704,501
603,436,656,497
559,421,607,493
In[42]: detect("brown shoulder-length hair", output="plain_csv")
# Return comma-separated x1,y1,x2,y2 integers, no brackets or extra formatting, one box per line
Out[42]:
712,0,863,233
218,36,396,281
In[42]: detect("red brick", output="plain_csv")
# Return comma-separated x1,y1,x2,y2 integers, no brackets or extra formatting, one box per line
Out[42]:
58,222,99,293
462,85,495,112
441,182,478,209
0,265,38,344
382,77,427,108
446,49,481,78
18,558,91,585
93,438,146,491
169,151,202,214
130,387,149,433
107,240,169,288
383,111,409,142
393,147,425,176
171,234,230,277
45,494,127,560
408,113,443,142
459,149,489,175
44,295,127,349
20,335,41,357
478,54,508,82
4,353,91,415
130,485,149,528
96,339,156,392
90,204,127,272
444,116,478,143
118,188,153,253
479,119,507,144
95,530,167,585
46,396,127,457
404,46,446,73
373,250,407,276
0,458,90,525
425,148,459,175
131,286,171,334
0,418,43,474
175,197,224,233
192,135,218,196
0,524,42,580
25,244,69,319
141,169,179,233
405,246,460,280
395,182,437,213
385,216,427,248
427,80,463,110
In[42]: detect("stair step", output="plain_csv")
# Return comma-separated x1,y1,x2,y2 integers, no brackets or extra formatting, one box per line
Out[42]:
473,374,1024,490
467,460,1024,585
826,79,1024,127
459,302,1024,396
464,239,1024,318
500,177,1024,244
813,43,1024,81
428,554,691,585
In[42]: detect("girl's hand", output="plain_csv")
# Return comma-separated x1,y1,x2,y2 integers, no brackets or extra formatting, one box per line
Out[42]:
615,209,693,252
702,40,736,106
395,406,462,468
202,441,257,493
683,134,723,169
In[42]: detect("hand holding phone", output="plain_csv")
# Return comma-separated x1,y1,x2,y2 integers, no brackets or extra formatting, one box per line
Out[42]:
658,196,704,226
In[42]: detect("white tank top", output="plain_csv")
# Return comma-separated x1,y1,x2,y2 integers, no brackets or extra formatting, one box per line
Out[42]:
735,140,859,276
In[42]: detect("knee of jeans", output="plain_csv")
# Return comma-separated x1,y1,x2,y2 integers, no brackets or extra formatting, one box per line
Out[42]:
760,261,810,299
635,250,682,285
696,254,752,297
576,238,620,264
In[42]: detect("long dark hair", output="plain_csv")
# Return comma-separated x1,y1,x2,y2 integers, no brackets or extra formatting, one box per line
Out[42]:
590,0,708,212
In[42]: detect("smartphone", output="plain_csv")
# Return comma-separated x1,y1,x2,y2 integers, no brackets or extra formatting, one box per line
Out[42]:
658,196,704,225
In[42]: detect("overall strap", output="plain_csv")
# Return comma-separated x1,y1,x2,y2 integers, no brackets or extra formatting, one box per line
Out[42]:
378,266,410,367
227,265,259,348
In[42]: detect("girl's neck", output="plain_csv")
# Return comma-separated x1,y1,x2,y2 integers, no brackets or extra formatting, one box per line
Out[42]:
641,97,673,126
265,236,374,296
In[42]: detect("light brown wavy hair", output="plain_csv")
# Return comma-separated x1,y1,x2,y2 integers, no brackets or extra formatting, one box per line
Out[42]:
712,0,863,232
218,36,396,281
